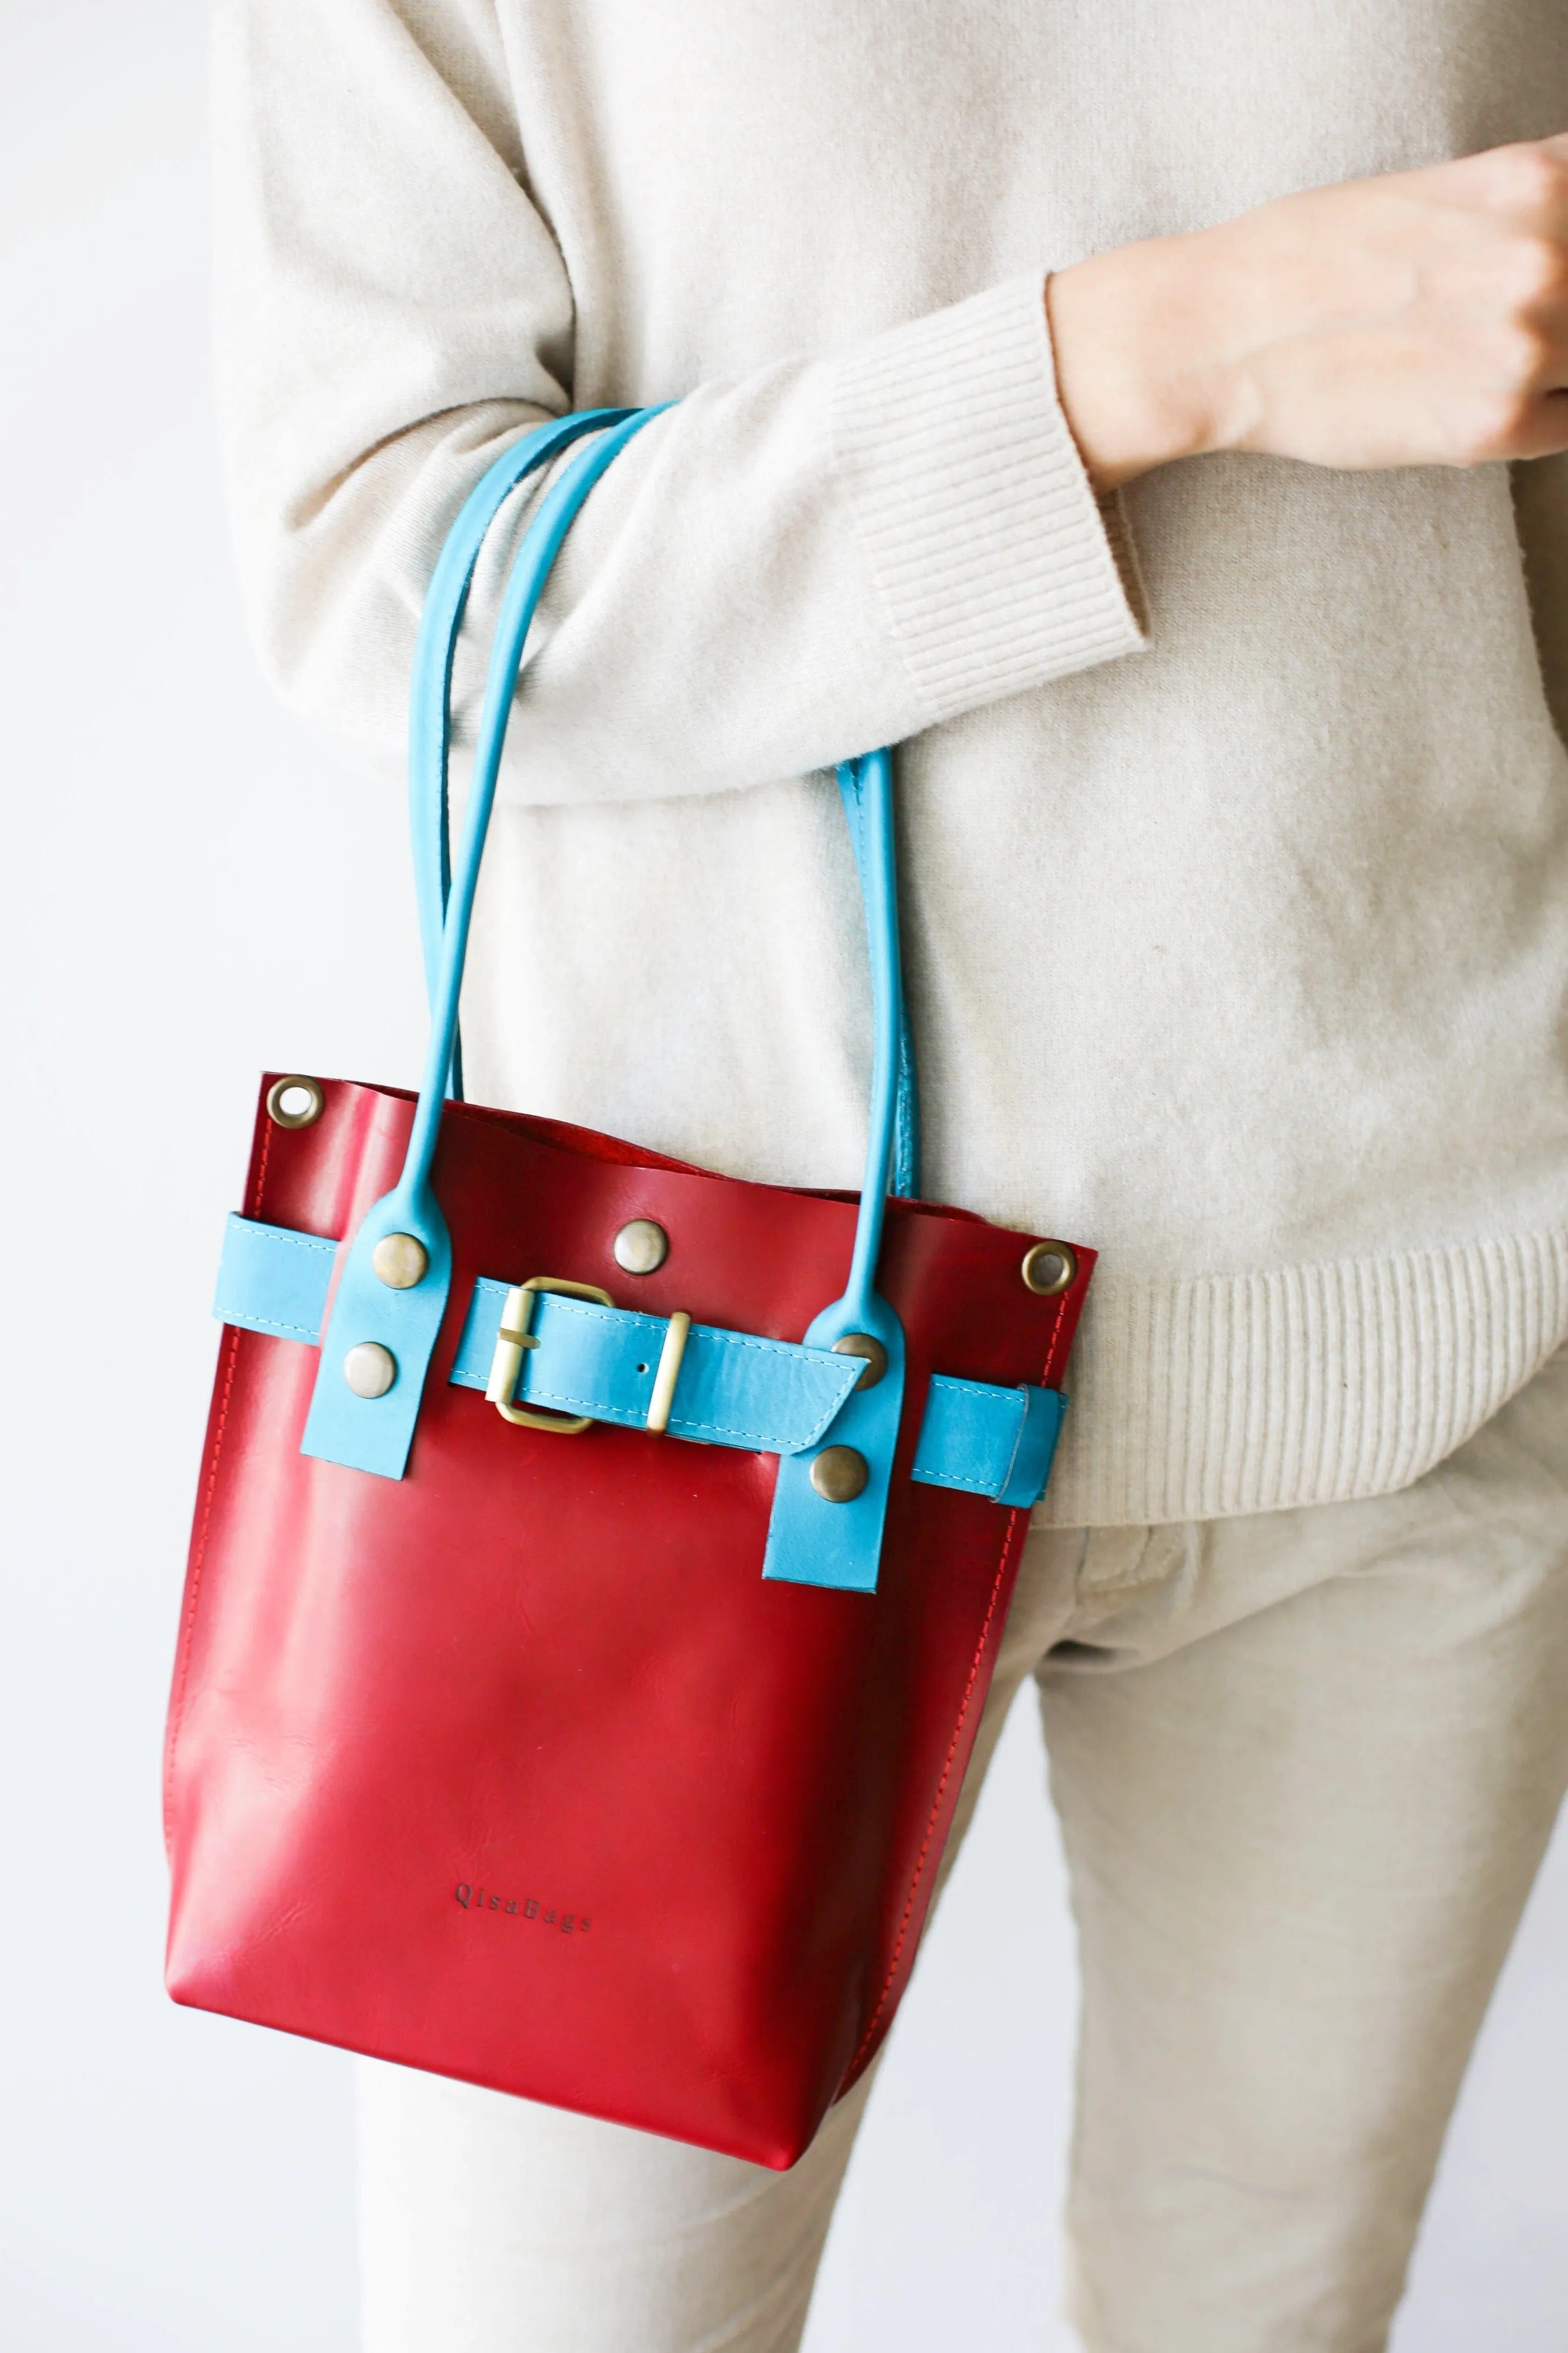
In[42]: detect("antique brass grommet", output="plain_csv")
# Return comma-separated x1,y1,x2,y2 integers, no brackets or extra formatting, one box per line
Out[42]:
613,1218,669,1275
1021,1240,1077,1297
832,1333,888,1390
810,1445,869,1504
372,1232,429,1290
343,1341,396,1399
265,1074,326,1130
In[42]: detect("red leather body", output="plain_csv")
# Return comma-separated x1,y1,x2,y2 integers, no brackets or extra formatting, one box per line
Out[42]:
164,1076,1092,2168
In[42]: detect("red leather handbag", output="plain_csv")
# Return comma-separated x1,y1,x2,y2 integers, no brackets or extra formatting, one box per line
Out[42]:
164,409,1093,2168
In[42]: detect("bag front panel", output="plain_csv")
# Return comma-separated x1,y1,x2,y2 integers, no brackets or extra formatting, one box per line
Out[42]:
165,1078,1087,2165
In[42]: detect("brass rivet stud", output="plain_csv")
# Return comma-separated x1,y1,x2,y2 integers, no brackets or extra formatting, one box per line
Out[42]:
810,1445,868,1504
833,1333,888,1390
343,1342,397,1399
613,1218,669,1276
372,1232,429,1290
265,1074,326,1130
1021,1240,1078,1298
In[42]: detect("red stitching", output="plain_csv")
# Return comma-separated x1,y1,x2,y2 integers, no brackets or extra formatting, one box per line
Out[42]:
848,1307,1068,2073
164,1325,239,1838
846,1509,1018,2074
165,1111,273,1837
248,1106,274,1218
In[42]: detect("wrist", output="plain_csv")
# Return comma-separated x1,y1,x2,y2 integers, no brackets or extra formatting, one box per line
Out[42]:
1046,235,1242,489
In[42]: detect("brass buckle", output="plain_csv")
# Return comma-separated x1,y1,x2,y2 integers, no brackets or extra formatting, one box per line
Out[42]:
486,1276,614,1435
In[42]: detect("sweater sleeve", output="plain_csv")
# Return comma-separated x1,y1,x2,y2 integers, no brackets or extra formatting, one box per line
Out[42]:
215,0,1147,809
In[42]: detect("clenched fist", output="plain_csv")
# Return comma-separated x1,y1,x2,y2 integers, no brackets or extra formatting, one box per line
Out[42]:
1046,135,1568,486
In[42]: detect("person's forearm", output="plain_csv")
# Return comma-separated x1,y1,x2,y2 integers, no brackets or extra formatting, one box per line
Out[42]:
1046,134,1568,488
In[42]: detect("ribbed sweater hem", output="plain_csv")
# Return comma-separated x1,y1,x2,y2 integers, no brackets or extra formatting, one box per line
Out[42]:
1040,1230,1568,1527
829,272,1147,723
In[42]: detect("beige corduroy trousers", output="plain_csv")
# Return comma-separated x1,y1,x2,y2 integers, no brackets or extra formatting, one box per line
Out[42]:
358,1345,1568,2353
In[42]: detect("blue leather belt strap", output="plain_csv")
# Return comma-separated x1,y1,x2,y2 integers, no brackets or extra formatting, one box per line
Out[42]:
218,1215,1066,1509
911,1374,1066,1510
449,1279,860,1451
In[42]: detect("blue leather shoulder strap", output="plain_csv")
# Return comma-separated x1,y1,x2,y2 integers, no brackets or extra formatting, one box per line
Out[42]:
406,409,921,1184
837,762,920,1200
762,747,908,1592
408,408,640,1099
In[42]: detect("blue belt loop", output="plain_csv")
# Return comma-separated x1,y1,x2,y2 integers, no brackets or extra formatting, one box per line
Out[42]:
992,1384,1067,1509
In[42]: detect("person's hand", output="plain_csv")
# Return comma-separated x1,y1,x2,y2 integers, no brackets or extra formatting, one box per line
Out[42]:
1046,135,1568,487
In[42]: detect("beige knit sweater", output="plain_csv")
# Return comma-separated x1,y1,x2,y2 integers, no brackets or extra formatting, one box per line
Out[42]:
215,0,1568,1524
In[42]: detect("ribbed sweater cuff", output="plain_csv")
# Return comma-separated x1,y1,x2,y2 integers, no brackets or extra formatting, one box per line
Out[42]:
830,272,1147,726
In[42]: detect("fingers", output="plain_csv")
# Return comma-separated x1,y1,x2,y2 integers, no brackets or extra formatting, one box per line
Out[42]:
1507,390,1568,466
1461,135,1568,237
1454,139,1568,412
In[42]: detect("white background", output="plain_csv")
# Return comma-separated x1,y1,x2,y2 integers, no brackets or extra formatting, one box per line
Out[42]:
2,5,1566,2345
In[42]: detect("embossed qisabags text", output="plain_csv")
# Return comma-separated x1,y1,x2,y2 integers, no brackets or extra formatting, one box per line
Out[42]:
455,1881,590,1934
